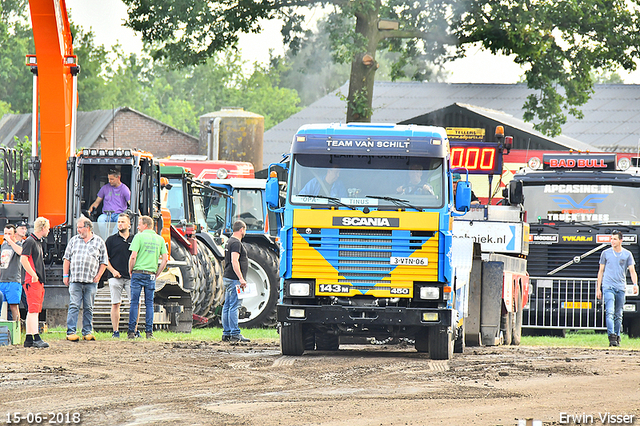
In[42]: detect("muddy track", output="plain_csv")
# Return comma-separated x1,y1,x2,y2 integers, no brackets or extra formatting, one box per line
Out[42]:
1,341,638,425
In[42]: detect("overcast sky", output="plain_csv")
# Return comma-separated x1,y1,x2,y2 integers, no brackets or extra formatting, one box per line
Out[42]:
65,0,640,85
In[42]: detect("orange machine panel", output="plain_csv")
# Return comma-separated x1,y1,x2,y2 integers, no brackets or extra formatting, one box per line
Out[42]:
28,0,74,226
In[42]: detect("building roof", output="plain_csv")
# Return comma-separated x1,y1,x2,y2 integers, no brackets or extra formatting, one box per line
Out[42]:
0,107,196,149
264,82,640,165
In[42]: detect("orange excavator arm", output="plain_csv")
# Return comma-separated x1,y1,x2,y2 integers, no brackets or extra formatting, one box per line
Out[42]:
28,0,75,226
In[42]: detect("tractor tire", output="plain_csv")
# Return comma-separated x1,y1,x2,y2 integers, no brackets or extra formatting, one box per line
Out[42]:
209,255,225,314
170,237,201,315
194,240,217,317
501,311,513,346
280,322,304,356
238,242,279,328
428,326,453,360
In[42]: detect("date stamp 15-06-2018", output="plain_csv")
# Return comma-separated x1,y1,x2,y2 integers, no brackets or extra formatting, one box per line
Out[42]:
5,412,81,424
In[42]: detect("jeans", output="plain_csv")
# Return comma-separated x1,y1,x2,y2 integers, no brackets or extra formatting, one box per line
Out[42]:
97,212,120,236
603,287,626,336
222,278,241,337
66,282,98,336
129,273,155,333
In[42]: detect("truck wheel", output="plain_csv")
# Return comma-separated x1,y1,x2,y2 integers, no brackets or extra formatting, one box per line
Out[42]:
511,285,523,346
280,322,304,356
415,329,429,353
626,320,640,338
429,326,453,360
238,243,279,328
315,333,339,351
454,325,465,353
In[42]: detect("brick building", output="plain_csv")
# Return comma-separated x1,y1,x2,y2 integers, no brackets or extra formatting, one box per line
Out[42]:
0,107,198,158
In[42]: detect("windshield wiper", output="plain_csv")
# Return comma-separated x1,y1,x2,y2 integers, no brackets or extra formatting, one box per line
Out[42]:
365,195,422,212
298,194,357,210
570,220,601,231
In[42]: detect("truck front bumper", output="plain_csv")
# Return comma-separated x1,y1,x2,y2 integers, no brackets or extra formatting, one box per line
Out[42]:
277,304,451,328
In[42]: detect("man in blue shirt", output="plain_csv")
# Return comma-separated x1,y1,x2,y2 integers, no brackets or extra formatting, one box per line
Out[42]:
300,167,348,199
597,231,638,346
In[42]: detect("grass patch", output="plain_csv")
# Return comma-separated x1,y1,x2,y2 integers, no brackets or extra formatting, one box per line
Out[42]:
42,326,279,342
522,330,640,350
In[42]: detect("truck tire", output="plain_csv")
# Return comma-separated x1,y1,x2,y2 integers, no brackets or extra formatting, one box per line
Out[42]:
280,322,304,356
238,242,279,328
429,326,453,360
511,284,523,346
303,327,316,351
315,333,339,351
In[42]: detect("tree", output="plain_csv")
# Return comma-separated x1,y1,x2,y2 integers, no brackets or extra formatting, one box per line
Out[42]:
123,0,640,136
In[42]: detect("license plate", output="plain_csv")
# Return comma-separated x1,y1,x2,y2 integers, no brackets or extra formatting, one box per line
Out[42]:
624,304,637,312
561,301,592,309
318,284,351,294
390,257,429,266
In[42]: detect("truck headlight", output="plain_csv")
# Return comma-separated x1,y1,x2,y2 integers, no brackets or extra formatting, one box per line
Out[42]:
289,282,310,297
419,286,440,300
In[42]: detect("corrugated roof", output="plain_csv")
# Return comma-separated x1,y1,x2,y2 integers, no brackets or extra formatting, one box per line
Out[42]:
0,107,197,149
263,82,640,166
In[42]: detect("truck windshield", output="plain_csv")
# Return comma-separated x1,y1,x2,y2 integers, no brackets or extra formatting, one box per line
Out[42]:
290,154,444,208
522,183,640,224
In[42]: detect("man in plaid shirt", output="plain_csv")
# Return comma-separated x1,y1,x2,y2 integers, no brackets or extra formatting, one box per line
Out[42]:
63,216,108,341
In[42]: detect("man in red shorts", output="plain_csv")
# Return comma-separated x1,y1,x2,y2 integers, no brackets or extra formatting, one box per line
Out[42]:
20,217,50,348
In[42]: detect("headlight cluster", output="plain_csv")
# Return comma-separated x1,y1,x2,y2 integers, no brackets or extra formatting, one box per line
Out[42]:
419,286,440,300
288,282,311,297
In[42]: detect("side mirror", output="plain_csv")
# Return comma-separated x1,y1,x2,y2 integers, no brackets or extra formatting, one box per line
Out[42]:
455,181,472,213
266,176,280,210
507,180,524,205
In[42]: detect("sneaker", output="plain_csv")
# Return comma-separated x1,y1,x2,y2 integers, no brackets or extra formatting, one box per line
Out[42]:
229,334,250,343
23,339,33,348
112,331,120,338
66,334,80,342
83,334,96,341
146,332,154,339
32,340,50,349
127,331,136,339
608,334,619,347
221,335,230,342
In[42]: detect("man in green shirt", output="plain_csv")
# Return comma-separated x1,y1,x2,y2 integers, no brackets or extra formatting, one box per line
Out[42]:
127,216,168,339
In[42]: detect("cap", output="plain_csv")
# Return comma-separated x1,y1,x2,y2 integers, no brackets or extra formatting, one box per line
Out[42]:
452,173,461,182
17,221,28,228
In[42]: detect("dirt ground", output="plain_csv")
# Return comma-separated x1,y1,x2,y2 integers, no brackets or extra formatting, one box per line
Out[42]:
0,338,639,426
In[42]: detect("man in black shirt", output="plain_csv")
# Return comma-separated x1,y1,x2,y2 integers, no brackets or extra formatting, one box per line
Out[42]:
222,220,250,343
20,217,50,348
105,213,137,338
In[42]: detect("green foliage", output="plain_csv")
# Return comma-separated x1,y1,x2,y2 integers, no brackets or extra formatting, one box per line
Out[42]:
124,0,640,135
451,0,640,136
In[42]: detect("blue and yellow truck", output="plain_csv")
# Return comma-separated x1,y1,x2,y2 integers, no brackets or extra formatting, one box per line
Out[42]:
266,123,473,359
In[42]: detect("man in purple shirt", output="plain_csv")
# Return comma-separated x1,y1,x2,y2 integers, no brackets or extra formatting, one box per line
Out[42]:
88,169,130,234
